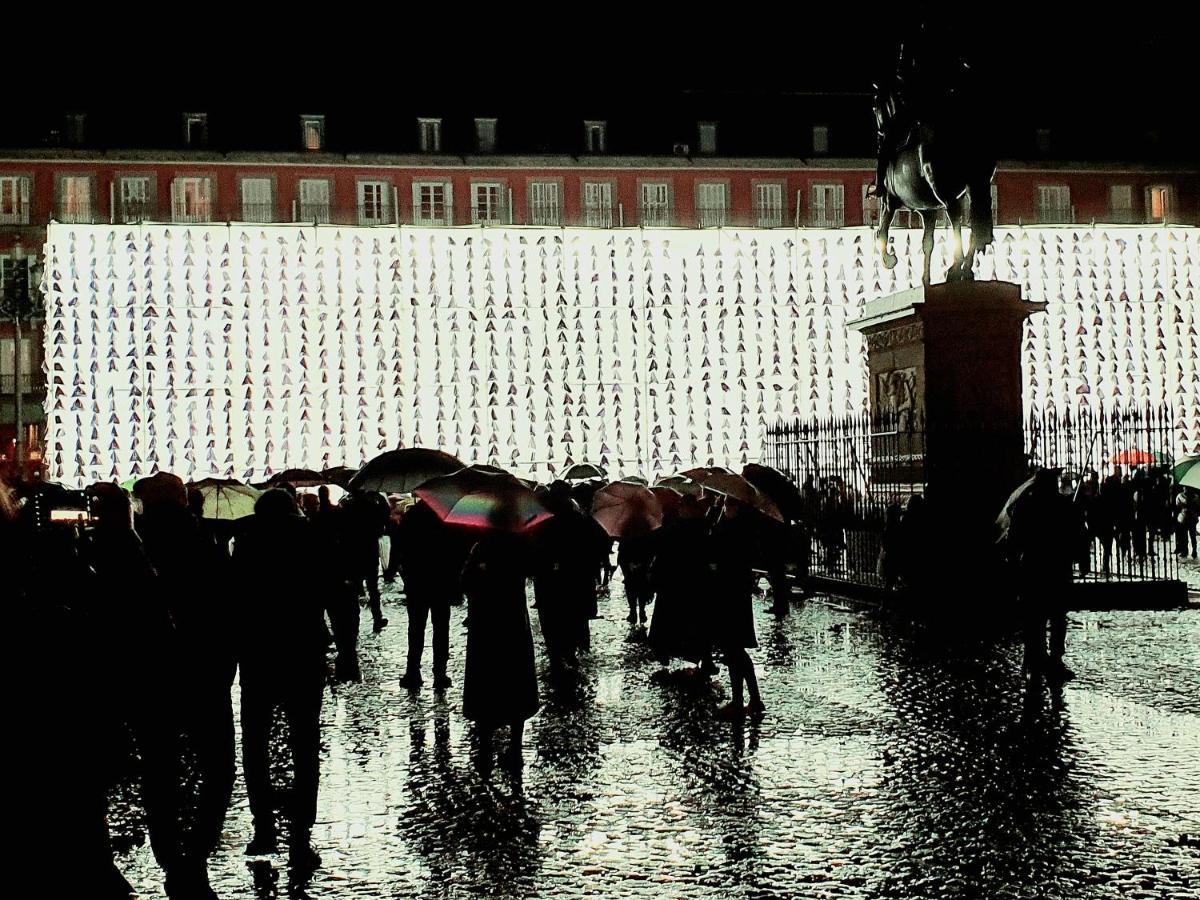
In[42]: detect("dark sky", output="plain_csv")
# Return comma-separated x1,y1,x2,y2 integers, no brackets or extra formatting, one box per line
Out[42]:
15,5,1198,136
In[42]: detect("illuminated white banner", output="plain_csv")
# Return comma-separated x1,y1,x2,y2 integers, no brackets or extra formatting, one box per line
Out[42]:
42,224,1199,486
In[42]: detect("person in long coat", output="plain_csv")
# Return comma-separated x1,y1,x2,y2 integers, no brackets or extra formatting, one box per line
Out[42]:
233,489,331,872
398,501,468,690
648,496,714,671
461,533,539,764
532,484,596,674
707,501,764,717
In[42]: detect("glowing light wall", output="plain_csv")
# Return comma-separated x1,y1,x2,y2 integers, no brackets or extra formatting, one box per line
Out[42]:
42,224,1199,485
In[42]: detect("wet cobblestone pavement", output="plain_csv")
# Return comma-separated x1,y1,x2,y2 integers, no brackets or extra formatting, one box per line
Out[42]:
111,578,1200,899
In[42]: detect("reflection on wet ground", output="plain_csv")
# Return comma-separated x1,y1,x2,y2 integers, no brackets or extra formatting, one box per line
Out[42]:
112,579,1200,899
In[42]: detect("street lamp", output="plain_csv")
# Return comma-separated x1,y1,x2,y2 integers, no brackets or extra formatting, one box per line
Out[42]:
2,237,34,473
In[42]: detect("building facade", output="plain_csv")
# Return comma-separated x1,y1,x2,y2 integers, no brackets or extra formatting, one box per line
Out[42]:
3,108,1198,475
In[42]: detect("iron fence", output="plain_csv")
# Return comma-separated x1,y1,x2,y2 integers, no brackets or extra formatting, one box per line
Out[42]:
764,403,1182,588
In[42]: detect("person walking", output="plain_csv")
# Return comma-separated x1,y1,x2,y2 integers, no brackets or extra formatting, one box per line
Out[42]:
397,501,466,690
532,483,597,674
340,488,390,632
233,489,330,872
707,500,764,718
1008,468,1079,682
461,533,539,767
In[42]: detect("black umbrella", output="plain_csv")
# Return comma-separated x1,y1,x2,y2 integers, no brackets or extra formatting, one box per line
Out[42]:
349,448,466,494
562,462,607,482
742,464,804,521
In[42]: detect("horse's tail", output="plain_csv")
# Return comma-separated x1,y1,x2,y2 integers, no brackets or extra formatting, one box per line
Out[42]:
968,168,997,248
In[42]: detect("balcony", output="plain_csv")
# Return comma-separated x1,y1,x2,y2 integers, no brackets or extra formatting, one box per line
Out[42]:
1035,205,1075,225
696,207,729,228
0,374,44,395
470,205,510,226
754,207,786,228
56,207,99,224
809,208,846,228
638,206,675,227
0,202,31,226
239,203,277,224
528,204,563,227
582,207,615,228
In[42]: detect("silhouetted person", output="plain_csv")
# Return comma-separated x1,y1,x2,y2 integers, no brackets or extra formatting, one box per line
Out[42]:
1175,486,1199,558
1008,469,1078,682
340,488,389,632
1097,467,1124,575
897,494,929,590
398,501,466,690
618,534,655,625
532,484,596,674
136,473,236,896
877,502,904,592
233,489,330,872
461,534,539,766
315,486,359,682
382,495,406,584
649,495,715,674
80,483,192,894
708,501,764,717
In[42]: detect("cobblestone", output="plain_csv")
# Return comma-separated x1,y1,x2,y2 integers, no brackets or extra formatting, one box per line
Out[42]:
111,580,1200,899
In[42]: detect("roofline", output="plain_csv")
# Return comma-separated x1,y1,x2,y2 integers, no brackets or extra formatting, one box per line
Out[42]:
0,148,1196,175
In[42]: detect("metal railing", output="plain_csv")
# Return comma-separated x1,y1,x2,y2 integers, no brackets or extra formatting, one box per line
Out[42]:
1035,204,1075,225
528,203,563,227
809,208,846,228
470,204,510,225
638,205,675,227
0,374,42,394
695,206,729,228
763,402,1182,589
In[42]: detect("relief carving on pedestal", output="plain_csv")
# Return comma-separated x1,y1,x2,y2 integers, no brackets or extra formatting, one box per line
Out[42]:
865,320,925,354
875,366,919,429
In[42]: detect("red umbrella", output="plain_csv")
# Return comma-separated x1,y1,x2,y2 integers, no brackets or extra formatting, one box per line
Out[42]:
591,481,664,538
681,466,734,480
1109,449,1167,466
650,486,684,518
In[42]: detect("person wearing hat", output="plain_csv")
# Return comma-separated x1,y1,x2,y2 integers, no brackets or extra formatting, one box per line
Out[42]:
233,488,332,872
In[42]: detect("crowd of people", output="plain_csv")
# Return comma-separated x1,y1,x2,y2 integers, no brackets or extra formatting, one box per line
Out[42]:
4,468,786,900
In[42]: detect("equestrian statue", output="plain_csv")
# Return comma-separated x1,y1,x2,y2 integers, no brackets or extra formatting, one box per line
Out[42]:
869,25,997,285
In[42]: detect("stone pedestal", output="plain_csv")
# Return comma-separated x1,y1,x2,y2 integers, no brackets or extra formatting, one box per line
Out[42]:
849,281,1045,590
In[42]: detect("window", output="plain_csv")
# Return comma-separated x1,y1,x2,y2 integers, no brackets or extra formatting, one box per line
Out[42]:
1035,128,1052,155
862,183,880,227
584,121,607,153
418,118,442,153
472,182,506,224
583,181,614,227
1147,185,1172,222
0,176,30,225
298,179,331,223
301,115,325,151
696,183,727,227
698,122,717,155
171,176,213,222
529,182,561,226
1036,185,1072,223
1109,185,1134,223
182,113,208,147
240,177,274,222
59,176,92,223
1,337,35,395
65,113,87,146
120,176,152,222
640,182,671,226
812,125,830,155
811,183,844,227
357,181,390,225
754,183,784,228
475,118,497,153
413,181,452,225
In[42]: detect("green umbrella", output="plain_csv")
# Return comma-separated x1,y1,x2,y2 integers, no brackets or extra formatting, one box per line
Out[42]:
1173,456,1200,489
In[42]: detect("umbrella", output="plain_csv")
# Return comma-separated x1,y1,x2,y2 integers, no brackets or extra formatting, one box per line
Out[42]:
742,463,805,521
681,466,734,479
414,466,525,519
654,474,704,497
619,474,650,486
591,481,664,538
256,468,328,489
442,489,553,533
650,486,684,517
321,466,358,488
1109,448,1170,466
350,448,465,494
1173,456,1200,489
996,475,1035,535
556,465,604,487
133,471,187,507
562,462,607,482
189,478,262,520
686,470,784,522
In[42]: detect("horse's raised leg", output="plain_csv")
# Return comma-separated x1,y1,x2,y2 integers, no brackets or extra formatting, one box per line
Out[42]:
919,211,936,286
875,193,897,269
946,195,969,282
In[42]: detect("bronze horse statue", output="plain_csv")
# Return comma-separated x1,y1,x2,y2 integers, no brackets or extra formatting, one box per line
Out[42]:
871,48,997,285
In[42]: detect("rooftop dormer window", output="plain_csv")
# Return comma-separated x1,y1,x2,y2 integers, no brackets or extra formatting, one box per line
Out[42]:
475,118,497,153
698,121,717,155
418,118,442,153
301,115,325,151
584,120,607,153
183,112,208,147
